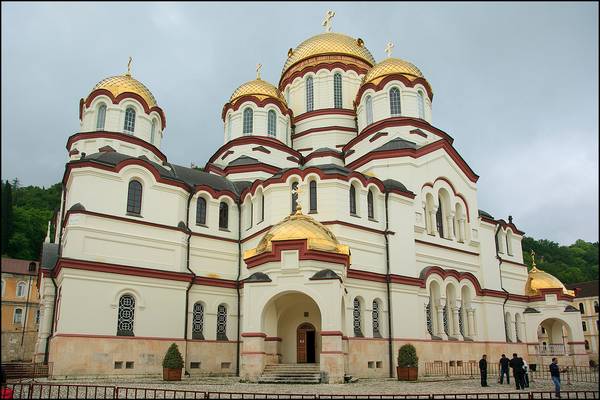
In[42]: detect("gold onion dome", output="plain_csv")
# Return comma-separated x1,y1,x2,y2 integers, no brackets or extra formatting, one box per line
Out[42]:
282,32,376,76
91,74,157,108
229,78,286,105
362,57,427,87
525,266,575,296
244,206,350,260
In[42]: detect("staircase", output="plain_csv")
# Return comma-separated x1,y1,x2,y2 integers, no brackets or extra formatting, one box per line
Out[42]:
258,363,321,384
1,362,49,380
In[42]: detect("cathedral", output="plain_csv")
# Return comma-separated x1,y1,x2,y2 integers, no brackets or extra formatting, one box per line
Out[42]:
35,14,588,383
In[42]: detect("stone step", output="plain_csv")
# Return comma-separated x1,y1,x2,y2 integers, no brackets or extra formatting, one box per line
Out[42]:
259,363,321,384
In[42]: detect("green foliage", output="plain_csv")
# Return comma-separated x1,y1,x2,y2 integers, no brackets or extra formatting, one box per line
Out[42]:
1,181,14,254
397,344,418,367
162,343,184,369
521,236,599,284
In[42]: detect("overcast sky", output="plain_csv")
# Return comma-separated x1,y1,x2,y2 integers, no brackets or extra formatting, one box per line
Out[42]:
2,2,598,245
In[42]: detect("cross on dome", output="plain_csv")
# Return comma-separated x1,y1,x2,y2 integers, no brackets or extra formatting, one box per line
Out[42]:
126,56,132,76
292,184,304,214
385,42,394,58
256,63,262,80
322,10,335,33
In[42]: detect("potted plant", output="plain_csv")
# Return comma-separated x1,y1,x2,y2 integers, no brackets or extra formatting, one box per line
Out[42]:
162,343,184,381
396,344,418,381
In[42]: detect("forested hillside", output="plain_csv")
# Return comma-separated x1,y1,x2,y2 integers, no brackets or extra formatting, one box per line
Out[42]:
1,179,598,284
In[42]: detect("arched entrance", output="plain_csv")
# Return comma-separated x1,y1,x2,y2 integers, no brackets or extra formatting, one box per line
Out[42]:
537,318,573,356
297,323,316,363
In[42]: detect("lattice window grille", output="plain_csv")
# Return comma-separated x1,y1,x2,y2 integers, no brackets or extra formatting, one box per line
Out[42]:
443,304,449,335
372,301,381,338
353,298,363,337
192,303,204,340
216,304,228,340
458,306,464,336
425,302,433,335
117,295,135,336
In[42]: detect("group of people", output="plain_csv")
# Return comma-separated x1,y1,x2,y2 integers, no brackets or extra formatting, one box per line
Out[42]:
479,354,567,398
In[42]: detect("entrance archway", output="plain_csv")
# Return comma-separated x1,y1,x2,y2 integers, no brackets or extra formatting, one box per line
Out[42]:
297,323,316,363
537,318,573,356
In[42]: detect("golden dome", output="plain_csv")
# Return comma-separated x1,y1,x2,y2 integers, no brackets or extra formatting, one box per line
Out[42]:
525,266,575,296
91,74,157,108
244,206,350,260
229,78,286,105
362,57,426,86
282,32,376,76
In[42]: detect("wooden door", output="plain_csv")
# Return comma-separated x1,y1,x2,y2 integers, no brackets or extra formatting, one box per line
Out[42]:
297,323,315,363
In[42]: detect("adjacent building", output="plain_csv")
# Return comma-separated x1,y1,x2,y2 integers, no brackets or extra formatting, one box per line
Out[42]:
566,280,599,364
1,258,41,362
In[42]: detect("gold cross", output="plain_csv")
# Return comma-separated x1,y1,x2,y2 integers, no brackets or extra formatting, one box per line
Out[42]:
530,250,537,269
256,63,262,80
322,10,335,33
385,42,394,58
292,185,304,214
126,56,132,76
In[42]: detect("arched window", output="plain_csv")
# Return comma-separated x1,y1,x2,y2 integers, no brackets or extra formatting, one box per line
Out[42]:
196,197,207,225
243,108,253,135
150,119,157,144
306,76,314,112
333,73,343,108
16,282,26,297
353,297,363,337
285,87,290,104
267,110,277,137
435,197,444,237
13,308,23,324
582,321,587,331
365,95,373,125
96,104,107,130
291,182,298,214
309,181,317,212
349,185,357,215
580,303,585,314
219,202,229,230
506,231,513,255
417,90,425,119
248,201,253,228
260,191,265,222
367,190,375,219
124,107,136,133
595,301,599,313
389,87,401,116
226,114,232,141
116,294,135,336
505,312,513,342
35,309,40,325
127,180,142,215
216,304,228,340
585,340,590,350
372,300,381,338
192,302,204,340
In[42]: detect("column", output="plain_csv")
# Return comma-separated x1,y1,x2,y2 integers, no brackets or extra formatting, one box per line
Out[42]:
446,213,455,240
467,308,476,338
436,299,446,338
452,306,461,338
458,219,466,243
240,332,266,382
430,207,439,237
320,331,345,383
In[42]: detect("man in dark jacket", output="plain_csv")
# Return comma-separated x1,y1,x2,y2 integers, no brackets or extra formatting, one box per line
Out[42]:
479,354,488,387
550,357,566,398
509,353,525,390
499,354,510,384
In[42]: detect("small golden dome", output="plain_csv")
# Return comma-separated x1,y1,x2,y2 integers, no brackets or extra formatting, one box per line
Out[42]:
282,32,376,76
525,266,575,296
91,74,157,108
244,206,350,260
362,57,426,86
229,78,286,105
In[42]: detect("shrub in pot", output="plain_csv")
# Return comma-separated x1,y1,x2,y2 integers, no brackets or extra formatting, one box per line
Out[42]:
396,344,418,381
162,343,184,381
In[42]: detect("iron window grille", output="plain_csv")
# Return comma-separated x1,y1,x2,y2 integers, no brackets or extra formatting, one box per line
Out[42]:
117,295,135,336
192,302,204,340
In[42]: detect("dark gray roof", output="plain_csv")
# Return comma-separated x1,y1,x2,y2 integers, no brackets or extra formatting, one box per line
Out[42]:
243,272,272,283
478,209,494,219
41,243,59,270
229,156,260,166
382,179,410,193
564,305,579,312
565,281,599,298
309,269,342,281
69,203,86,211
523,307,540,313
233,181,253,193
312,147,342,154
374,138,417,152
271,164,355,179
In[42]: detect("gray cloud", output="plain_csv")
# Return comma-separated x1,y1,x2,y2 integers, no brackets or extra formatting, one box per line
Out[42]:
1,2,597,244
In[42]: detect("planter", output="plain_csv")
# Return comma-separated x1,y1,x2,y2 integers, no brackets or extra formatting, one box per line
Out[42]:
163,367,182,381
396,366,418,381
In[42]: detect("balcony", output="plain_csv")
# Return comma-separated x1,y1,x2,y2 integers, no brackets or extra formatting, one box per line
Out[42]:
536,344,566,355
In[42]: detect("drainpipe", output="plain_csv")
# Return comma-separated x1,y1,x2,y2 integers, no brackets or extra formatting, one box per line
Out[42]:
57,183,67,257
21,273,33,353
236,200,242,376
384,191,394,378
495,224,509,342
183,186,195,377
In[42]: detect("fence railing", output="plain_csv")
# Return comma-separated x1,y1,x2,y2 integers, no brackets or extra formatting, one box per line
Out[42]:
536,344,566,356
4,384,599,400
0,362,52,380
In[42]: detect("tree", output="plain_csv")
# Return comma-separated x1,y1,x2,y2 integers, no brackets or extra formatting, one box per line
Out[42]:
1,181,13,255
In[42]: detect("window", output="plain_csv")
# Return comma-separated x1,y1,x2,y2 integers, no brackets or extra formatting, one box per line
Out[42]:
580,303,585,314
365,95,373,125
16,282,26,297
285,87,290,104
114,361,123,369
117,294,135,336
190,362,201,369
389,87,401,116
309,181,317,212
541,327,546,334
243,108,253,135
196,197,207,225
306,76,314,112
367,190,374,219
372,300,381,338
150,119,157,144
126,361,134,369
595,301,599,313
349,185,357,215
435,198,444,237
226,114,232,141
249,201,253,228
97,104,107,130
36,309,40,325
192,302,204,340
126,180,142,215
291,182,298,214
1,280,4,297
417,90,425,119
260,192,265,222
585,340,590,350
124,107,136,133
333,73,343,108
267,110,277,137
582,321,587,331
506,231,513,255
216,304,228,340
353,297,363,337
13,308,23,324
219,202,229,230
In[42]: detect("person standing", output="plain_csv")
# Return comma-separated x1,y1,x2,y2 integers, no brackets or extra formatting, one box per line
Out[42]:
550,357,566,399
499,354,510,384
479,354,489,387
509,353,525,390
522,358,530,388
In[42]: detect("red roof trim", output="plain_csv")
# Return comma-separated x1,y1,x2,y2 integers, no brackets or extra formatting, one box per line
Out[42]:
293,108,356,124
292,125,356,140
207,136,302,166
66,131,168,163
304,150,344,163
355,73,434,104
244,239,349,269
415,239,479,256
280,54,373,87
422,177,471,223
279,61,369,90
221,96,292,121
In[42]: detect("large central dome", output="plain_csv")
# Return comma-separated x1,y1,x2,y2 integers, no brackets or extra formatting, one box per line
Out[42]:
91,74,157,108
282,32,376,77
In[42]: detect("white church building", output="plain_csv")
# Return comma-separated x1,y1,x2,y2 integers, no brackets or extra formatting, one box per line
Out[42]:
35,15,588,383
